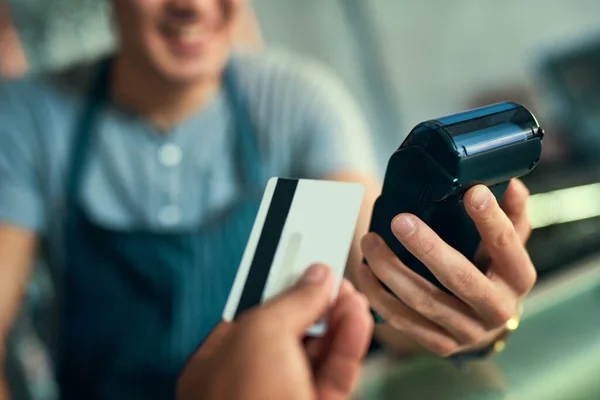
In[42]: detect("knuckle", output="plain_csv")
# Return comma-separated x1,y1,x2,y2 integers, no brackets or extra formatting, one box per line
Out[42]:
454,267,477,293
416,234,437,257
387,314,406,332
474,285,513,329
412,286,437,316
488,303,514,328
477,281,494,304
493,227,518,249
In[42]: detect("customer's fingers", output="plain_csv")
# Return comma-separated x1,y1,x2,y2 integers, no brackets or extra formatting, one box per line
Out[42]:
315,284,372,400
260,264,335,334
305,279,357,366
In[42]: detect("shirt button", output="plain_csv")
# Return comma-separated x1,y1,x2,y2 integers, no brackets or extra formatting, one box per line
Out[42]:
157,205,181,226
158,143,182,167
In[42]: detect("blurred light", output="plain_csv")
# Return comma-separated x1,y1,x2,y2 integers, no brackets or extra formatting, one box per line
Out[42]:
528,183,600,229
506,316,520,331
493,340,506,353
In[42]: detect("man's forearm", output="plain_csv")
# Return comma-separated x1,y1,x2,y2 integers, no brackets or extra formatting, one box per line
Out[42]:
0,225,37,361
0,2,28,78
0,267,31,347
0,227,35,400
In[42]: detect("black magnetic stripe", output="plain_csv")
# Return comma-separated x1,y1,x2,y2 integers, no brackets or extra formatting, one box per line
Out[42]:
235,179,298,317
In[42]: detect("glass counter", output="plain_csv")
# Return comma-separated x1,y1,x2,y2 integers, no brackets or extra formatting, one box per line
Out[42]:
355,253,600,400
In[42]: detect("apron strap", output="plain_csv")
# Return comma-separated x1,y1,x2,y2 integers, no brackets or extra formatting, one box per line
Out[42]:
66,59,112,203
66,57,263,204
222,60,264,190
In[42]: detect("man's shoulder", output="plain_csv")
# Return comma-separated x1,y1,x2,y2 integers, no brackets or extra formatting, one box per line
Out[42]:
45,59,101,95
0,58,101,107
0,59,103,151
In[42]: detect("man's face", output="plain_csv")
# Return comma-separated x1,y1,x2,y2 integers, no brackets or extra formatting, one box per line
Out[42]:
113,0,236,83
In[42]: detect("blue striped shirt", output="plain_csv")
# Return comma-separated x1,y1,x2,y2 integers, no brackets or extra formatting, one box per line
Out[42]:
0,49,377,269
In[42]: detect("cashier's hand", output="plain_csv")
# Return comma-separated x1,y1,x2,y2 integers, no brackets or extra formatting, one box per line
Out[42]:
358,178,535,356
177,264,373,400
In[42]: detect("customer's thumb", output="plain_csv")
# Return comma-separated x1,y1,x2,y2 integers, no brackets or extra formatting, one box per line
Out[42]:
262,264,334,334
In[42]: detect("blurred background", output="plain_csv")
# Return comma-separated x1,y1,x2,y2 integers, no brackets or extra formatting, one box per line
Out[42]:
3,0,600,399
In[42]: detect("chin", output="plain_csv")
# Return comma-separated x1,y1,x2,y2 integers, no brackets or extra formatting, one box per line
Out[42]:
148,36,230,84
159,58,227,84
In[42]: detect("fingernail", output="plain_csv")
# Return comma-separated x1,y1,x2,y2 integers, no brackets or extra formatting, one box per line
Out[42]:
470,186,491,209
363,234,381,251
301,264,327,284
392,215,416,237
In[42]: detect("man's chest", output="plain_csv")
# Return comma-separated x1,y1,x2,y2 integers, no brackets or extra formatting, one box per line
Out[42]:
45,117,285,233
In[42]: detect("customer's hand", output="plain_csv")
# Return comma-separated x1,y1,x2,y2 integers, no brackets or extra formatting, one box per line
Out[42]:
177,264,374,400
359,178,535,355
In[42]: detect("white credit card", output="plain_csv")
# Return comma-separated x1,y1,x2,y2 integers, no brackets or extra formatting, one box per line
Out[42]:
222,177,365,336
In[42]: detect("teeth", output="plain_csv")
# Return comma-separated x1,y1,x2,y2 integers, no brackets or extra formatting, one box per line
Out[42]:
176,25,204,39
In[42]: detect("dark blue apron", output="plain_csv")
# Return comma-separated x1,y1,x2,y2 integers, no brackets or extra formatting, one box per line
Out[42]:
58,60,264,400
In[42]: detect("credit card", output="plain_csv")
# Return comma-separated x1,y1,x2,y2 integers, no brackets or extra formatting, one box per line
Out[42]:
222,177,365,336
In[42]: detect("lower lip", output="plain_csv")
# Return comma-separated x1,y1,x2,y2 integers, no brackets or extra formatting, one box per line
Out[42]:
163,32,210,57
